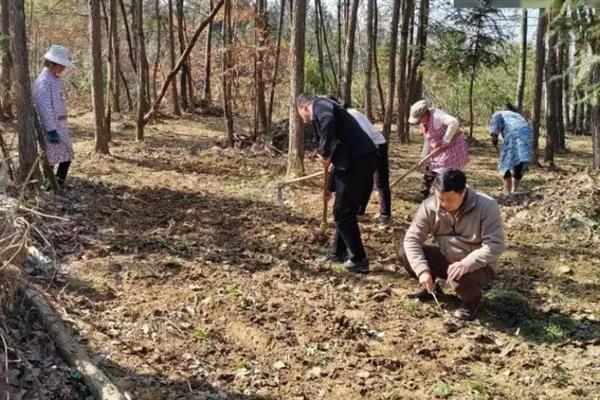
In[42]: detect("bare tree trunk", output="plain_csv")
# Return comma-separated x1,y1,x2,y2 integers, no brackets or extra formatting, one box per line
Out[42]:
545,25,558,166
119,0,137,73
90,0,109,153
167,0,180,115
119,67,134,111
152,0,162,102
555,41,566,152
336,0,342,96
109,0,121,113
373,0,385,121
562,41,571,132
396,0,413,143
222,0,234,147
255,0,268,137
592,63,600,169
515,9,527,111
364,0,374,120
267,0,286,125
408,0,428,107
203,0,213,102
531,9,547,165
468,62,476,138
0,0,11,120
10,0,39,181
316,0,338,90
143,1,223,124
287,0,306,177
176,0,188,111
341,0,358,106
382,0,401,140
314,0,325,92
135,0,146,141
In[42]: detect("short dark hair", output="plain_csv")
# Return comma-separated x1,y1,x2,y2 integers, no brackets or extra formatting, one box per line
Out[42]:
296,93,317,108
433,169,467,193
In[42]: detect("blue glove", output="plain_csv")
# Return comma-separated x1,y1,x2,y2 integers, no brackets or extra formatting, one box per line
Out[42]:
47,130,59,143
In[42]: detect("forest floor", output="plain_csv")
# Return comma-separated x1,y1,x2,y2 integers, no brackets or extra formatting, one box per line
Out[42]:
11,113,600,399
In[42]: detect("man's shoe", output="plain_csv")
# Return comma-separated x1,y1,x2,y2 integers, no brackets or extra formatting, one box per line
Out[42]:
406,285,444,302
453,297,482,321
343,258,369,274
317,253,346,263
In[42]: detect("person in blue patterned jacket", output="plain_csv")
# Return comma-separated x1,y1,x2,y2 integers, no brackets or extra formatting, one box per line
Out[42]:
490,103,534,196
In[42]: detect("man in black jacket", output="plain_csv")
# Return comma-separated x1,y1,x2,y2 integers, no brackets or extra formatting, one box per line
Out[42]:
296,94,378,273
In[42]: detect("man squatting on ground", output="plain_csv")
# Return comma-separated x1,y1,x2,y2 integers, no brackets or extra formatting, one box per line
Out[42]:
397,169,505,320
296,94,378,274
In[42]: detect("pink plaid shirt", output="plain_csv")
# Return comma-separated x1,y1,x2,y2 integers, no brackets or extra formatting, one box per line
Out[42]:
423,109,470,173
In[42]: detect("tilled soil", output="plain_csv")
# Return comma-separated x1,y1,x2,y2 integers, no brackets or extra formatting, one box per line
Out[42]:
26,114,600,399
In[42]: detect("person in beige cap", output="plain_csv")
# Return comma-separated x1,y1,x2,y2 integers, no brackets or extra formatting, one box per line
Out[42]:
409,100,470,200
33,45,75,187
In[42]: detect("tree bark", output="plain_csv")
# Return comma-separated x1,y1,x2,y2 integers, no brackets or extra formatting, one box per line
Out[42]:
408,0,428,107
176,0,188,111
562,40,571,132
10,0,39,181
267,0,286,125
255,0,268,137
287,0,306,177
555,41,566,152
372,0,385,121
382,0,401,140
545,25,559,166
364,0,374,120
341,0,358,106
531,8,547,165
396,0,413,143
167,0,180,115
316,0,338,90
90,0,109,153
152,0,162,102
143,0,224,124
0,0,11,120
222,0,234,147
135,0,146,141
515,9,527,111
203,0,213,102
119,0,137,73
314,0,326,92
336,0,342,96
109,0,121,113
591,64,600,169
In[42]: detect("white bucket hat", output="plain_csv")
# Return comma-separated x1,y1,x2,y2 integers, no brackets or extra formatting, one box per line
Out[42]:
408,99,429,124
44,45,73,68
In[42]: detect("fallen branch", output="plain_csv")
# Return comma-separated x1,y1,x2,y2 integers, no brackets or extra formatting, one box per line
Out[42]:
22,286,127,400
143,0,224,125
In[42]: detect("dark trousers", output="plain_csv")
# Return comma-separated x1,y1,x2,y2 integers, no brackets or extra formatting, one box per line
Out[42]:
331,154,378,261
358,143,391,217
420,165,438,200
503,162,525,180
397,242,495,304
55,161,71,186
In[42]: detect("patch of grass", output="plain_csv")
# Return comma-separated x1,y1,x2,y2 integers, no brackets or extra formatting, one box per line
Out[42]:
433,383,453,397
234,358,248,370
522,315,577,344
404,299,423,316
226,286,243,298
191,326,208,342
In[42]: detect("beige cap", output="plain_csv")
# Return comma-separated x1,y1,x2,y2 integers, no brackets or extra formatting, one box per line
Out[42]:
408,100,429,124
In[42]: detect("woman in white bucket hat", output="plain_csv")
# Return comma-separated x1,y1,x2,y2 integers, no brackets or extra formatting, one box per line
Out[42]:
32,45,74,187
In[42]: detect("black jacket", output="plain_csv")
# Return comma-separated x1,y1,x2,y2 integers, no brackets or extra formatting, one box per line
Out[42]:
312,98,377,170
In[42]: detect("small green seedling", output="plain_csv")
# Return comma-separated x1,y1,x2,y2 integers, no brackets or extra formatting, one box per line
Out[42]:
433,383,453,397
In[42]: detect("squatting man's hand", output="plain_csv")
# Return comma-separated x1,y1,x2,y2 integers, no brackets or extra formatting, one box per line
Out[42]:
419,271,434,293
447,261,469,281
